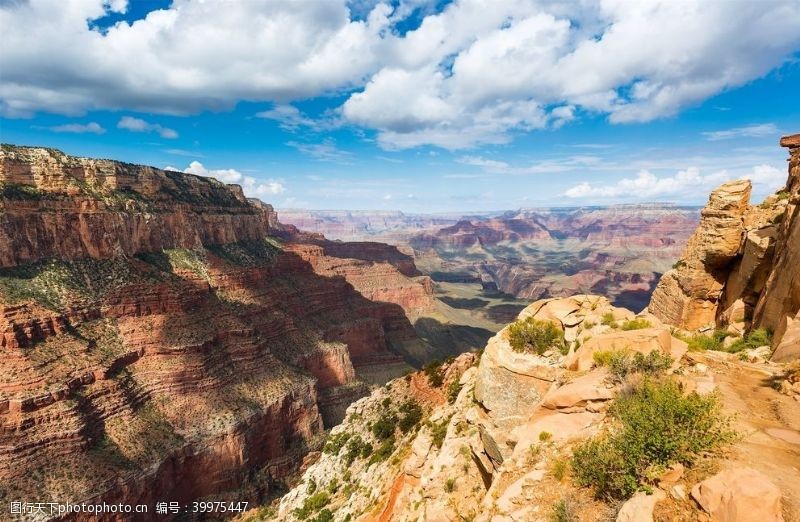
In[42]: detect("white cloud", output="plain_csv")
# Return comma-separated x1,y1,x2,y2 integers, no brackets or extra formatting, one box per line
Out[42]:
286,139,351,162
166,161,285,199
702,123,779,141
458,154,601,174
118,116,178,139
47,122,105,134
0,0,393,116
565,164,786,200
2,0,799,150
255,104,331,131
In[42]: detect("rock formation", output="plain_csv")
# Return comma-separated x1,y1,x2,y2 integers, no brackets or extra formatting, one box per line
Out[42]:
649,134,800,360
276,295,797,521
0,145,440,516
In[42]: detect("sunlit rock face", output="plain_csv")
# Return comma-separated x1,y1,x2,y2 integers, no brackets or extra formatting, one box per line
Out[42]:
648,134,800,361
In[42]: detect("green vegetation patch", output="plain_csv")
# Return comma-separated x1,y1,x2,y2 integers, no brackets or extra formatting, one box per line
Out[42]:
620,318,652,331
206,238,281,267
507,317,566,355
593,350,673,380
0,182,59,201
572,378,735,500
0,257,163,309
726,328,772,353
398,399,423,433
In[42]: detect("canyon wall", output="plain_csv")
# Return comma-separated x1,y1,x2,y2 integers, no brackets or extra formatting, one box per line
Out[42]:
0,145,435,518
649,134,800,360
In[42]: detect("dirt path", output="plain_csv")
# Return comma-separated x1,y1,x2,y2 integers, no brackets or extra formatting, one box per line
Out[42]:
696,352,800,520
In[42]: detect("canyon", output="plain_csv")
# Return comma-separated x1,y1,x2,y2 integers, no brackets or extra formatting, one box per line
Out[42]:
272,134,800,522
0,145,446,518
280,204,699,314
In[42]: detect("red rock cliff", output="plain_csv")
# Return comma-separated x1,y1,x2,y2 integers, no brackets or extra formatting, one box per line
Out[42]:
0,144,433,517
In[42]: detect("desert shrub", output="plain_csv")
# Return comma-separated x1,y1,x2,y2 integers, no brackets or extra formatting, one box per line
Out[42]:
423,360,445,387
507,317,565,354
371,412,398,440
313,509,334,522
398,399,423,433
620,318,652,331
551,457,569,481
672,260,686,270
572,378,735,500
594,350,673,380
582,320,596,329
725,328,772,353
293,492,330,519
344,435,372,465
539,431,552,442
306,478,317,494
323,431,351,455
369,436,396,465
446,379,463,404
675,329,730,351
444,477,456,492
428,418,450,449
601,312,618,328
550,496,580,522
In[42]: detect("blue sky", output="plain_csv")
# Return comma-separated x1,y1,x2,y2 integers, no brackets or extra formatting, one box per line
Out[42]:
1,0,799,212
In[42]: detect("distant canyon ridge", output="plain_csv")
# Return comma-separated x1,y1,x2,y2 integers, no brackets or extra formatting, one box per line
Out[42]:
279,204,700,313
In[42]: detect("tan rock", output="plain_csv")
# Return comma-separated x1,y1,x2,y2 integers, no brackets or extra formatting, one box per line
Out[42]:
690,467,784,522
540,368,615,410
616,489,666,522
566,328,674,371
511,411,601,459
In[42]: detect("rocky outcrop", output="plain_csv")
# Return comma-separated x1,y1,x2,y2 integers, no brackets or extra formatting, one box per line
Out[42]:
648,179,751,329
649,134,800,359
0,145,443,517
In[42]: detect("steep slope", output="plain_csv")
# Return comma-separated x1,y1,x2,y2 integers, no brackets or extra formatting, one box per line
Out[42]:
649,134,800,360
0,145,438,516
274,295,800,522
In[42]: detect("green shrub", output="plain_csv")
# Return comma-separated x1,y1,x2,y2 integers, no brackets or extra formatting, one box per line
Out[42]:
550,496,579,522
293,492,330,519
672,260,686,270
423,360,445,387
677,329,730,351
371,412,398,440
369,436,395,465
444,478,456,492
572,378,735,500
428,418,450,449
601,312,617,328
539,431,552,442
507,317,566,354
313,509,334,522
551,457,569,481
594,350,673,380
620,318,652,331
725,328,772,353
344,435,372,465
398,399,423,433
446,379,463,404
323,431,351,454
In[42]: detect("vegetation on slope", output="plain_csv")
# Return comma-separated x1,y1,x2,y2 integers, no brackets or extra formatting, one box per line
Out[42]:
507,317,566,354
571,378,735,500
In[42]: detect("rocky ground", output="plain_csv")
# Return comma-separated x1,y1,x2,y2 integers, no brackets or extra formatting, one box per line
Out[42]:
265,295,799,522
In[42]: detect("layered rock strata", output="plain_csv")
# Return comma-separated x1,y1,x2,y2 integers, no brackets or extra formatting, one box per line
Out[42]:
649,134,800,359
0,144,436,518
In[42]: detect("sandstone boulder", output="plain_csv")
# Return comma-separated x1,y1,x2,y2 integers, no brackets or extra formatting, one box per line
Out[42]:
566,328,678,372
690,467,784,522
616,489,665,522
540,368,615,410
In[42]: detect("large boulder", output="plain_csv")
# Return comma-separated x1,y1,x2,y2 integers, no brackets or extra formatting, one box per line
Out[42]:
540,368,615,410
649,179,751,329
690,467,784,522
565,328,684,372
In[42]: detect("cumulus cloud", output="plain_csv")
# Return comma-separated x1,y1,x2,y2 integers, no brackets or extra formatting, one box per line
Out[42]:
117,116,178,139
2,0,800,150
565,164,785,200
47,121,105,134
702,123,780,141
166,161,285,199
